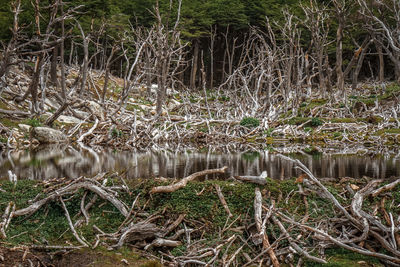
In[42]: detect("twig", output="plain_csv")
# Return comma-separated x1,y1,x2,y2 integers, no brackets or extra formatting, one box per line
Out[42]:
272,215,327,264
59,197,89,247
215,184,232,217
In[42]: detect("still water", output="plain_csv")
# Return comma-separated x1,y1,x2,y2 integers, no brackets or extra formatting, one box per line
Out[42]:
1,145,399,180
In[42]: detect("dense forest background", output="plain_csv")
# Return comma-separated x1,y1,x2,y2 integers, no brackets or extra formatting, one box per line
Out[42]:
0,0,397,90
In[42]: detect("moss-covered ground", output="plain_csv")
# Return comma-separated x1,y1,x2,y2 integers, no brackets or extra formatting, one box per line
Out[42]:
0,177,396,266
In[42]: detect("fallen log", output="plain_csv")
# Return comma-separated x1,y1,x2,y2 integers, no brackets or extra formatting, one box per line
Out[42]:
151,166,228,194
234,171,268,185
14,179,129,217
254,188,280,267
0,108,30,117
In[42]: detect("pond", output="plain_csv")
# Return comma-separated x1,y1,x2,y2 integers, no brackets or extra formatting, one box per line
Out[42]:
1,145,399,180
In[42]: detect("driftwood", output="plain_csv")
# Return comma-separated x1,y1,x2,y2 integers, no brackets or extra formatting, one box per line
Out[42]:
0,202,15,239
0,108,30,117
14,179,129,217
114,222,161,248
254,188,280,267
234,171,267,185
144,238,181,250
151,166,228,193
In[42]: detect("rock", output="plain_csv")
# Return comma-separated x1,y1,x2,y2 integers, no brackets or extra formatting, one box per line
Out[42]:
45,98,60,110
167,99,181,110
57,115,81,124
73,110,90,119
87,101,105,120
32,127,67,143
18,124,31,132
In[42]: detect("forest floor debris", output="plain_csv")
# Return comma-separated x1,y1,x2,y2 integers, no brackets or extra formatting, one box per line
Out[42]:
0,64,400,152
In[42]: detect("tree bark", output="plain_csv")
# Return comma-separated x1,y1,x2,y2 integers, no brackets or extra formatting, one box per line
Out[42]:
352,41,370,90
336,15,345,96
60,0,66,101
376,41,384,82
50,45,59,86
190,39,199,90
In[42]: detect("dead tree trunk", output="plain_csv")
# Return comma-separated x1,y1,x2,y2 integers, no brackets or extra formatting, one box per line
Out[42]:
76,21,89,96
0,0,22,79
190,39,199,90
334,0,346,98
59,0,66,101
50,45,59,86
375,40,384,82
352,41,370,90
209,26,216,89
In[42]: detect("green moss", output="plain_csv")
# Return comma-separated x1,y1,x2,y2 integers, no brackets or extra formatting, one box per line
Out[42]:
0,178,396,264
374,128,400,136
286,117,310,125
126,104,144,112
0,118,20,128
240,117,260,128
305,248,384,266
311,117,323,127
299,99,327,115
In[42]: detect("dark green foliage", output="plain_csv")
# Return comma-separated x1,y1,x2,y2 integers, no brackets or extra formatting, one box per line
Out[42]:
240,117,260,128
311,117,323,127
24,118,42,128
110,127,123,138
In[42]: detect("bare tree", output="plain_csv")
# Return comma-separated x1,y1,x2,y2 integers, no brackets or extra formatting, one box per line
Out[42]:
0,0,22,80
358,0,400,81
302,0,331,95
149,0,186,116
332,0,348,99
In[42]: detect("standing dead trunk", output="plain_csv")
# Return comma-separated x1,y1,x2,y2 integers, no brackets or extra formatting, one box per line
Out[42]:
76,21,89,96
352,41,370,90
28,56,43,114
0,0,21,79
156,57,168,115
69,41,74,66
375,41,384,82
209,26,216,89
335,12,345,96
101,46,118,106
146,47,152,96
59,0,66,101
50,45,59,86
190,39,199,90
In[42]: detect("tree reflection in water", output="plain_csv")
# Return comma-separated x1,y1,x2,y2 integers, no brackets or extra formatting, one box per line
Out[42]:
0,145,399,180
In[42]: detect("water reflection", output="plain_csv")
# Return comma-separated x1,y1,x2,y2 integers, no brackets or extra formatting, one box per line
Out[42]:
0,145,399,180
